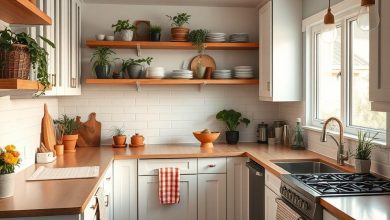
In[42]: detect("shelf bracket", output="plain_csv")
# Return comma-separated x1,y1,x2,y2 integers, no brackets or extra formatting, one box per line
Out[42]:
135,81,142,92
199,81,207,92
136,44,141,57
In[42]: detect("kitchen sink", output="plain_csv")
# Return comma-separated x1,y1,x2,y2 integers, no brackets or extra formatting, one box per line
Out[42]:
274,160,345,174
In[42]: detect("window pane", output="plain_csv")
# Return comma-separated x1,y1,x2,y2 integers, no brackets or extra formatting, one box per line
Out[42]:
350,20,386,130
315,27,342,120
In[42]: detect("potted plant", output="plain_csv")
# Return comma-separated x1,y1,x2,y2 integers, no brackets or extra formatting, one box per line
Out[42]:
123,57,153,79
150,25,162,41
90,47,116,79
54,115,80,153
166,13,191,41
216,109,250,145
112,127,127,146
0,28,55,96
188,29,209,78
352,131,378,173
0,145,20,198
112,19,136,41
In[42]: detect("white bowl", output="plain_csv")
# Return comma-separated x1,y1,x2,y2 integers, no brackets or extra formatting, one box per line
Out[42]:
105,35,114,41
96,34,105,41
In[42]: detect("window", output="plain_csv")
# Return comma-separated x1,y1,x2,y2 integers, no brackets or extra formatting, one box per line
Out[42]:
307,4,387,140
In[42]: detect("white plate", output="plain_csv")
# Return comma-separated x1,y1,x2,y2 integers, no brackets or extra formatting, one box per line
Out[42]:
235,66,253,69
214,70,232,73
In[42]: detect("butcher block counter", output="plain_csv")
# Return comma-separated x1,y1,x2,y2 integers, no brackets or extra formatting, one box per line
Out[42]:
0,143,388,220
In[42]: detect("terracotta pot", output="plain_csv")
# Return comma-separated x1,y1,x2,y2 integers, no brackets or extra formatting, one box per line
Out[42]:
170,27,189,41
0,173,15,198
113,135,127,146
55,144,64,156
131,133,144,146
63,134,78,153
355,159,371,173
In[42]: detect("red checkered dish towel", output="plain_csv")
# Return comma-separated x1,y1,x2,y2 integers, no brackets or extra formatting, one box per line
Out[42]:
158,167,180,204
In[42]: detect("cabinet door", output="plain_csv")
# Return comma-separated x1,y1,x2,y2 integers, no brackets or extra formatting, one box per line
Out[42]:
198,174,227,220
113,160,137,220
227,157,249,220
264,186,278,220
138,175,197,220
103,163,113,220
259,1,273,100
323,209,339,220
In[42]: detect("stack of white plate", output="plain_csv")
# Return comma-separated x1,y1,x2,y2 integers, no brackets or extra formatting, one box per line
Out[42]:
146,67,165,79
234,66,254,79
171,69,193,79
213,70,233,79
229,33,249,42
206,33,226,42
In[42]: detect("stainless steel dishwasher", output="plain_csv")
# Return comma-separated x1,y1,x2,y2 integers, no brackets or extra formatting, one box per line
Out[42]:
246,160,265,220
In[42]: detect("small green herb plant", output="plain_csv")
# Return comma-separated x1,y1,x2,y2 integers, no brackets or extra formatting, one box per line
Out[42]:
122,57,153,68
0,28,55,96
112,19,136,33
90,47,116,71
188,29,209,53
150,25,162,33
112,127,126,136
216,109,250,131
166,13,191,27
54,115,80,135
353,130,378,160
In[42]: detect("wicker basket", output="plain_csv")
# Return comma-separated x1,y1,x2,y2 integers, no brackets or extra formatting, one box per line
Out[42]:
0,44,31,80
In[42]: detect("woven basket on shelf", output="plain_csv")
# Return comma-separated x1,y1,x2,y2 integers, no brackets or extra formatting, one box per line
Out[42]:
0,44,31,80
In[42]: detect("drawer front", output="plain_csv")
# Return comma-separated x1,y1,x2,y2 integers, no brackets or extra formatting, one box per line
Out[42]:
198,157,227,174
265,170,281,196
138,158,197,175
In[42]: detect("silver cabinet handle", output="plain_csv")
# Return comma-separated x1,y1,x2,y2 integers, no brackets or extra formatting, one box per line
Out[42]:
105,195,109,207
52,74,57,87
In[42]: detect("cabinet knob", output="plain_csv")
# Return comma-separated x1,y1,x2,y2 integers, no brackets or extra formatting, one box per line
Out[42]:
208,164,216,168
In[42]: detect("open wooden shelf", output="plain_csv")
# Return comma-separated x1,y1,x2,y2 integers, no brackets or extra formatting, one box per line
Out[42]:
85,79,259,85
0,79,48,90
86,40,259,50
0,0,52,25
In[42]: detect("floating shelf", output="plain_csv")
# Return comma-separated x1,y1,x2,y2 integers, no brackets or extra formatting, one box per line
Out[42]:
86,79,259,85
0,79,48,90
86,40,259,50
0,0,52,25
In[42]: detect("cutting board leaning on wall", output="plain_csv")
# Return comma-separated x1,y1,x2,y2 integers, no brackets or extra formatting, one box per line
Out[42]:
76,112,101,147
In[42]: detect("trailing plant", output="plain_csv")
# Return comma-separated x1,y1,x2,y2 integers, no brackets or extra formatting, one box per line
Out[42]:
111,127,126,136
90,47,117,71
166,13,191,27
112,19,136,33
216,109,250,131
188,29,209,53
352,130,378,160
150,25,162,33
0,28,55,96
54,115,80,135
123,57,153,67
0,145,21,175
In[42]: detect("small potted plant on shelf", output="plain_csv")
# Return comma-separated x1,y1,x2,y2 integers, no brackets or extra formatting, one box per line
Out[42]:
166,13,191,41
54,115,80,153
0,145,21,198
90,47,116,79
0,28,55,96
111,127,127,147
150,25,162,41
352,130,378,173
112,19,136,41
123,57,153,79
188,29,209,79
216,109,250,145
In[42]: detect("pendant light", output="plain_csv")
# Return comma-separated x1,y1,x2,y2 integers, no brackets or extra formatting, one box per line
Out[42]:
321,0,337,42
357,0,380,31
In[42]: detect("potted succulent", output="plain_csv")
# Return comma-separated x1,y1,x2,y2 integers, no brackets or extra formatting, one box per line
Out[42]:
188,29,209,78
90,47,116,79
112,127,127,146
0,145,21,198
352,131,378,173
216,109,250,145
0,28,55,96
123,57,153,79
150,25,162,41
166,13,191,41
54,115,80,153
112,19,136,41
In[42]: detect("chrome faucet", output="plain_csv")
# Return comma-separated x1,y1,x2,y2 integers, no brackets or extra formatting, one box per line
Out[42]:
320,117,349,165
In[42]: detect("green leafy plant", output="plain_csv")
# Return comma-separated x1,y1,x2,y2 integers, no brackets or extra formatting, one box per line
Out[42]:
352,130,378,160
0,28,55,96
123,57,153,67
54,115,80,135
188,29,209,53
150,25,162,33
166,13,191,27
90,47,116,70
112,19,136,33
111,127,126,136
216,109,250,131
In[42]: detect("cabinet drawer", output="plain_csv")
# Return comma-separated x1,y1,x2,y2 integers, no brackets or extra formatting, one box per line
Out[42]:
198,157,227,174
138,158,197,175
265,170,281,196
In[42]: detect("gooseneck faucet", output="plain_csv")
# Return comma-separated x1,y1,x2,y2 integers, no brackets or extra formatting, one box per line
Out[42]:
320,117,349,165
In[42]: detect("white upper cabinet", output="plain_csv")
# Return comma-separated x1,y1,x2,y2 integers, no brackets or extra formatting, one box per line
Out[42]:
370,0,390,111
258,0,302,102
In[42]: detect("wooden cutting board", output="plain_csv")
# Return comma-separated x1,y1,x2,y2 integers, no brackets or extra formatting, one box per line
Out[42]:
190,54,216,73
41,104,56,153
76,113,101,147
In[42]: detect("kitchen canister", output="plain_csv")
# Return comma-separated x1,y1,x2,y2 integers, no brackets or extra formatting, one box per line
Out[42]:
257,122,268,144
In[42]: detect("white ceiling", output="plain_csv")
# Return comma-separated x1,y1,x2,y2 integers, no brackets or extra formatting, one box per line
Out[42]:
83,0,262,8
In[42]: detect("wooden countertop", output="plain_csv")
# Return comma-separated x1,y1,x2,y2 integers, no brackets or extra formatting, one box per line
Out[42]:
0,143,388,220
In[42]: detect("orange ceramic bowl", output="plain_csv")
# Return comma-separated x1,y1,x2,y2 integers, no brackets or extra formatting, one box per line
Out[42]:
193,131,220,148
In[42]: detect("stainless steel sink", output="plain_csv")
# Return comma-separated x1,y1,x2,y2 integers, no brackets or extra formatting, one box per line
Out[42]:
274,160,344,174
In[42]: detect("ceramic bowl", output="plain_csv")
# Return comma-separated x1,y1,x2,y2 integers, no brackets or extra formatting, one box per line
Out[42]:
96,34,105,41
105,35,114,41
193,131,220,148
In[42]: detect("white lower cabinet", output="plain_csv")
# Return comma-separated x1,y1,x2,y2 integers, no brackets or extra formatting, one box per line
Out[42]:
198,174,227,220
264,186,278,220
138,175,197,220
